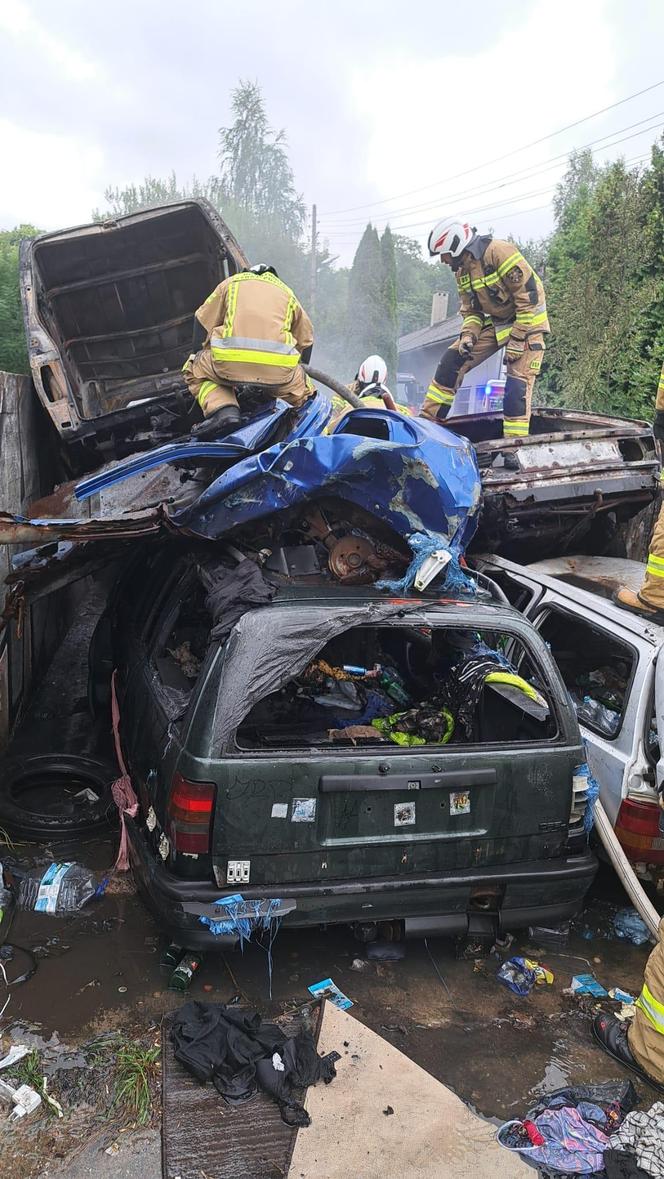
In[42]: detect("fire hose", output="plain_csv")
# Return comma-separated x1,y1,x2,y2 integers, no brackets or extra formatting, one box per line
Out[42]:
594,798,661,940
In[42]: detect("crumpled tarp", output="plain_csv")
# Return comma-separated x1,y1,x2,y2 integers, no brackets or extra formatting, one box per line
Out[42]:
210,600,429,753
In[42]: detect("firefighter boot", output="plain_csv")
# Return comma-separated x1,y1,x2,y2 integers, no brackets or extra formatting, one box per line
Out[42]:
192,405,242,440
592,1013,664,1093
612,587,664,624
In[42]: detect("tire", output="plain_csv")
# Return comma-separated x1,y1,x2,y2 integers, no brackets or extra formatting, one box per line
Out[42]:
0,754,116,840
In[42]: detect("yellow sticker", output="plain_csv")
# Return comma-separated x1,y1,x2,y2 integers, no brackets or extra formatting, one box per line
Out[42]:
530,357,542,372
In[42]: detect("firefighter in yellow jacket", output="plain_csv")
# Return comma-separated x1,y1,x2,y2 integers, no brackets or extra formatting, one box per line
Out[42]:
182,264,315,437
614,361,664,620
593,917,664,1091
421,217,549,438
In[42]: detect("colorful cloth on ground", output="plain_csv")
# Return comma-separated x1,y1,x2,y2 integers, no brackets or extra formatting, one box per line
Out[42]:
609,1103,664,1178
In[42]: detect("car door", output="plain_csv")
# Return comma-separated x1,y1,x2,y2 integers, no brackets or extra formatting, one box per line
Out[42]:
524,595,646,825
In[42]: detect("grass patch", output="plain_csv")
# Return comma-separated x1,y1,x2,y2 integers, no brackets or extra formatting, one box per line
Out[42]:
6,1049,61,1118
110,1040,160,1127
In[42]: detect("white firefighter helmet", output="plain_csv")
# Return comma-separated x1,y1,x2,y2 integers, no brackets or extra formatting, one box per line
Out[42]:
427,218,474,259
358,354,388,391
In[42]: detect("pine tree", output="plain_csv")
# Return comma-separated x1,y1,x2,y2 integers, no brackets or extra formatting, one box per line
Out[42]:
378,226,398,387
346,224,382,378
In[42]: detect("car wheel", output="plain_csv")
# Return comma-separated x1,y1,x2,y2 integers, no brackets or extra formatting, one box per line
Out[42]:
0,754,116,840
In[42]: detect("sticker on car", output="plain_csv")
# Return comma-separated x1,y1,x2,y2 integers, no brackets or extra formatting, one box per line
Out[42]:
292,798,317,823
271,803,288,819
450,790,471,816
394,801,416,826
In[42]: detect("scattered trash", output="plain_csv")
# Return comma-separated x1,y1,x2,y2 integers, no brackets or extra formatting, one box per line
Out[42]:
366,941,406,962
0,1046,29,1071
492,932,514,953
350,958,367,972
497,958,553,996
608,987,635,1004
308,978,353,1010
0,1077,42,1121
383,1104,395,1115
615,1003,636,1023
161,943,184,969
571,973,608,998
17,862,104,915
528,922,571,948
117,986,127,994
169,953,203,992
613,907,652,946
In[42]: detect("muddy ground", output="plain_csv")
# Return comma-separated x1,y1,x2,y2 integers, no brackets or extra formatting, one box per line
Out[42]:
0,601,660,1177
0,844,656,1178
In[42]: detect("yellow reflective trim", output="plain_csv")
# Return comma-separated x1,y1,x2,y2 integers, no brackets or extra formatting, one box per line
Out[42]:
528,310,548,326
648,552,664,567
504,420,529,435
221,276,240,339
636,984,664,1032
516,313,534,323
495,251,524,278
462,315,483,328
283,293,298,348
196,380,219,408
485,671,538,701
647,556,664,576
495,323,514,343
426,385,454,405
210,346,300,367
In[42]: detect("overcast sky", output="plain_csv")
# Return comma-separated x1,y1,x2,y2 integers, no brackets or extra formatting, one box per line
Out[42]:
1,0,663,263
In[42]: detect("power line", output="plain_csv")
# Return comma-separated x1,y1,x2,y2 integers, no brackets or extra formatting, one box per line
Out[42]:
320,111,664,230
320,77,664,217
320,151,653,249
320,123,662,243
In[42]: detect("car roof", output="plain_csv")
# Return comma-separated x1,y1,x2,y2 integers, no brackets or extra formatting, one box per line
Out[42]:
494,554,664,645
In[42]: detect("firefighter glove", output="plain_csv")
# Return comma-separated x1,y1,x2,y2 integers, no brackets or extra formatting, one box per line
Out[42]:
458,337,474,360
654,410,664,442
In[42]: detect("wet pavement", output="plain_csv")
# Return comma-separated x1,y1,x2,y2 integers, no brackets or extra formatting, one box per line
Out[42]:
0,604,661,1175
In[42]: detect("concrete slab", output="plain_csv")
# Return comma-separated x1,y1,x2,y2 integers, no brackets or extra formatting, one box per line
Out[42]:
288,1002,531,1179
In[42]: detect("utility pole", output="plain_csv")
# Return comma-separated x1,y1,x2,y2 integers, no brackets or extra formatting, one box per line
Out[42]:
310,203,317,317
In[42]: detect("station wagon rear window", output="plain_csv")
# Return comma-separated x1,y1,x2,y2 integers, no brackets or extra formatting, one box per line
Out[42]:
236,625,556,751
535,608,634,739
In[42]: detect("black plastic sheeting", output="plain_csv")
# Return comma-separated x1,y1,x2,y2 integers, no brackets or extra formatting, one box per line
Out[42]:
210,599,429,753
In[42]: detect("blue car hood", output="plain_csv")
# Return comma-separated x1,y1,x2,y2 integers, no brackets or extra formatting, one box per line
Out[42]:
173,408,481,554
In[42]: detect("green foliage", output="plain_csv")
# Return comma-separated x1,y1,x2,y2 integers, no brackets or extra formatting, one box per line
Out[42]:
394,234,459,336
0,224,40,374
218,80,306,238
540,141,664,420
345,224,403,384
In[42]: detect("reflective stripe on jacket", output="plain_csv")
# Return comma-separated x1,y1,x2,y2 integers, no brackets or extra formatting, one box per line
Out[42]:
194,271,314,386
456,237,549,351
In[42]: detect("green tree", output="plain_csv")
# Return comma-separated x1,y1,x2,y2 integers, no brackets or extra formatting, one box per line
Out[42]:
218,80,305,238
393,234,459,336
378,226,398,386
346,224,382,377
0,225,40,373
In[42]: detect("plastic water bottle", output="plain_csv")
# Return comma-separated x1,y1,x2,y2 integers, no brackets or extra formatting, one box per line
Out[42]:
577,696,620,735
17,863,100,914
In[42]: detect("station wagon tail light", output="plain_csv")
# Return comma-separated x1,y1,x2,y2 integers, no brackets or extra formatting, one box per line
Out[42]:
615,798,664,866
167,773,216,855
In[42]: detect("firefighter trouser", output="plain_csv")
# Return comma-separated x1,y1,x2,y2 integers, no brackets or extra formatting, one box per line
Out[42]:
628,917,664,1084
182,349,314,417
420,326,546,438
638,499,664,610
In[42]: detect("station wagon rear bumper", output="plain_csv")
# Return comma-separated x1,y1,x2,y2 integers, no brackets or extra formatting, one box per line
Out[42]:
127,816,597,949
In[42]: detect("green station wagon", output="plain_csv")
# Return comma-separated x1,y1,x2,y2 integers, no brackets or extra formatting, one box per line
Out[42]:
99,547,597,948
